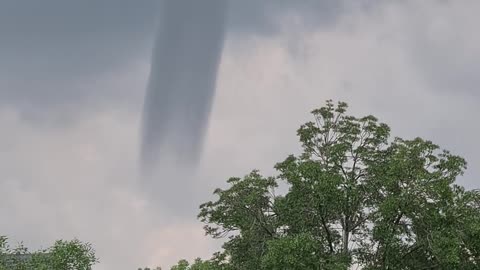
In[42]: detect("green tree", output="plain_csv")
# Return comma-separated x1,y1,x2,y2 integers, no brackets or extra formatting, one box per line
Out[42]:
0,236,98,270
193,100,480,269
169,257,227,270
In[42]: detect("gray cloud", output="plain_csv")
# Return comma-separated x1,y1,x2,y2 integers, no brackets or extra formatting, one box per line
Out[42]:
0,0,157,123
0,0,369,123
405,1,480,96
228,0,343,35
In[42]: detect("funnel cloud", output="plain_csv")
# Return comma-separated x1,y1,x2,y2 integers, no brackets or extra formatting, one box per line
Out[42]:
141,0,227,175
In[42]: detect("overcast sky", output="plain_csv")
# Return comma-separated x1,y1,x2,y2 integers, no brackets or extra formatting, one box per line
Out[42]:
1,1,479,269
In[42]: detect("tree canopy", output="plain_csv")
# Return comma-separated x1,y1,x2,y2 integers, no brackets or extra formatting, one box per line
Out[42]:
0,236,97,270
173,100,480,270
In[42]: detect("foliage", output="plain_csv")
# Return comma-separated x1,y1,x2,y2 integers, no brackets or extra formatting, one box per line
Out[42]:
0,236,98,270
169,257,229,270
182,100,480,270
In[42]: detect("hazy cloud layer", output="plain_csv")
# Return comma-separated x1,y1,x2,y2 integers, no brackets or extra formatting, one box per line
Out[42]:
0,0,367,122
0,1,479,269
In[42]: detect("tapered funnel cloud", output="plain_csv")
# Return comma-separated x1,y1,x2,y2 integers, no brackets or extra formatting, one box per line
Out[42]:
141,0,227,174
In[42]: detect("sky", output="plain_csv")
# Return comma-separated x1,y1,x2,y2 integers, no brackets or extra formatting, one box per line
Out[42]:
0,0,479,269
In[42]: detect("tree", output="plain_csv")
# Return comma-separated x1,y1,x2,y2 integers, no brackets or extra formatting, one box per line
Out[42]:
169,257,227,270
192,100,480,269
198,171,278,269
0,236,98,270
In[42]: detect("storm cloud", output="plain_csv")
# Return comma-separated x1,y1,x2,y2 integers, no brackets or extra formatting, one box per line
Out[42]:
0,0,352,123
141,0,227,175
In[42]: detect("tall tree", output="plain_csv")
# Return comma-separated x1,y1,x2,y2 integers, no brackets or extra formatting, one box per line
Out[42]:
180,100,480,269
